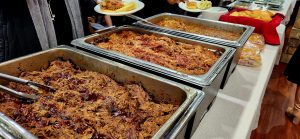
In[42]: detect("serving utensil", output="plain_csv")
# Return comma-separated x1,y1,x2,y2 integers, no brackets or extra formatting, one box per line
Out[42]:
0,73,55,100
0,85,38,100
125,14,157,26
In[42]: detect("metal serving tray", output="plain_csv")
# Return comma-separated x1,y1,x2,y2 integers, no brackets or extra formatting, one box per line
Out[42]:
0,46,201,139
71,25,235,87
166,91,205,139
72,26,232,138
134,13,254,48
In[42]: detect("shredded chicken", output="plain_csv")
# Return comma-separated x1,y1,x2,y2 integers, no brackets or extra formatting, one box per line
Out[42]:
95,31,220,75
0,60,178,139
156,18,241,41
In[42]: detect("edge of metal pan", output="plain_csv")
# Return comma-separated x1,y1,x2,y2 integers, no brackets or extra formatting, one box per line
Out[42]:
0,46,198,139
165,90,205,138
0,112,37,139
134,13,254,48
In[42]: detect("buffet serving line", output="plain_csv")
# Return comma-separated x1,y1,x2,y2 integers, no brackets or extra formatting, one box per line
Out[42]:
0,0,291,138
277,0,296,25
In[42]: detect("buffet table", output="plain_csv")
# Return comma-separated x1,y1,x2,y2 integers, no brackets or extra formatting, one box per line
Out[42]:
191,24,286,139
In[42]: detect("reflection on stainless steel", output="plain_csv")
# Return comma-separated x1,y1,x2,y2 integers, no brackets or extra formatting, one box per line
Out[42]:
0,112,37,139
126,14,157,26
95,25,116,33
0,46,199,138
0,124,15,139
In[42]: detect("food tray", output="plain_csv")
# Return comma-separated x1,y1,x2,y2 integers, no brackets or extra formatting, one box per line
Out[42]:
134,13,254,48
71,25,235,87
0,46,201,139
166,90,205,139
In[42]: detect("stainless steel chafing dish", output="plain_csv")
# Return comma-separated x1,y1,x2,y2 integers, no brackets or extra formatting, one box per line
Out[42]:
166,90,205,139
0,46,202,139
134,13,254,48
134,13,254,89
71,26,235,138
71,25,235,87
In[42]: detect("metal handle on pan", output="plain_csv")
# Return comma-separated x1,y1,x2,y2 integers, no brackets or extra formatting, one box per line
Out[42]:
237,26,255,47
166,91,205,138
0,73,28,85
0,85,38,100
0,112,38,139
206,47,236,85
0,125,15,139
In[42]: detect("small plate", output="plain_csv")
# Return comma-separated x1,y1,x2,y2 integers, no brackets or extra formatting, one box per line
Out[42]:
94,0,144,16
178,1,212,13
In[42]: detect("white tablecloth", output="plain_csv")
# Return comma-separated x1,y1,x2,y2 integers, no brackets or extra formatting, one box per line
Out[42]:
191,24,286,139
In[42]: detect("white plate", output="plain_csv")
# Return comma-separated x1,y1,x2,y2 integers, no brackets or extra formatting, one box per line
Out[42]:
178,1,211,13
94,0,144,16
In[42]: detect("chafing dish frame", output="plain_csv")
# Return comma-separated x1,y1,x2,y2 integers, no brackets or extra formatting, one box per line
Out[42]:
71,25,236,87
134,13,254,48
134,13,254,88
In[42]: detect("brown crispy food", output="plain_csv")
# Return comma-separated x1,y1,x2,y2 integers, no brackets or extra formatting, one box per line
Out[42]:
0,60,178,139
100,0,124,11
156,18,241,41
187,1,197,9
95,31,220,75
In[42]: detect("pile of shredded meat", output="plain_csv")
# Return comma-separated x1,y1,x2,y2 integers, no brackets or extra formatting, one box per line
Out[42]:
156,18,241,41
0,60,178,139
95,31,220,75
100,0,124,11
